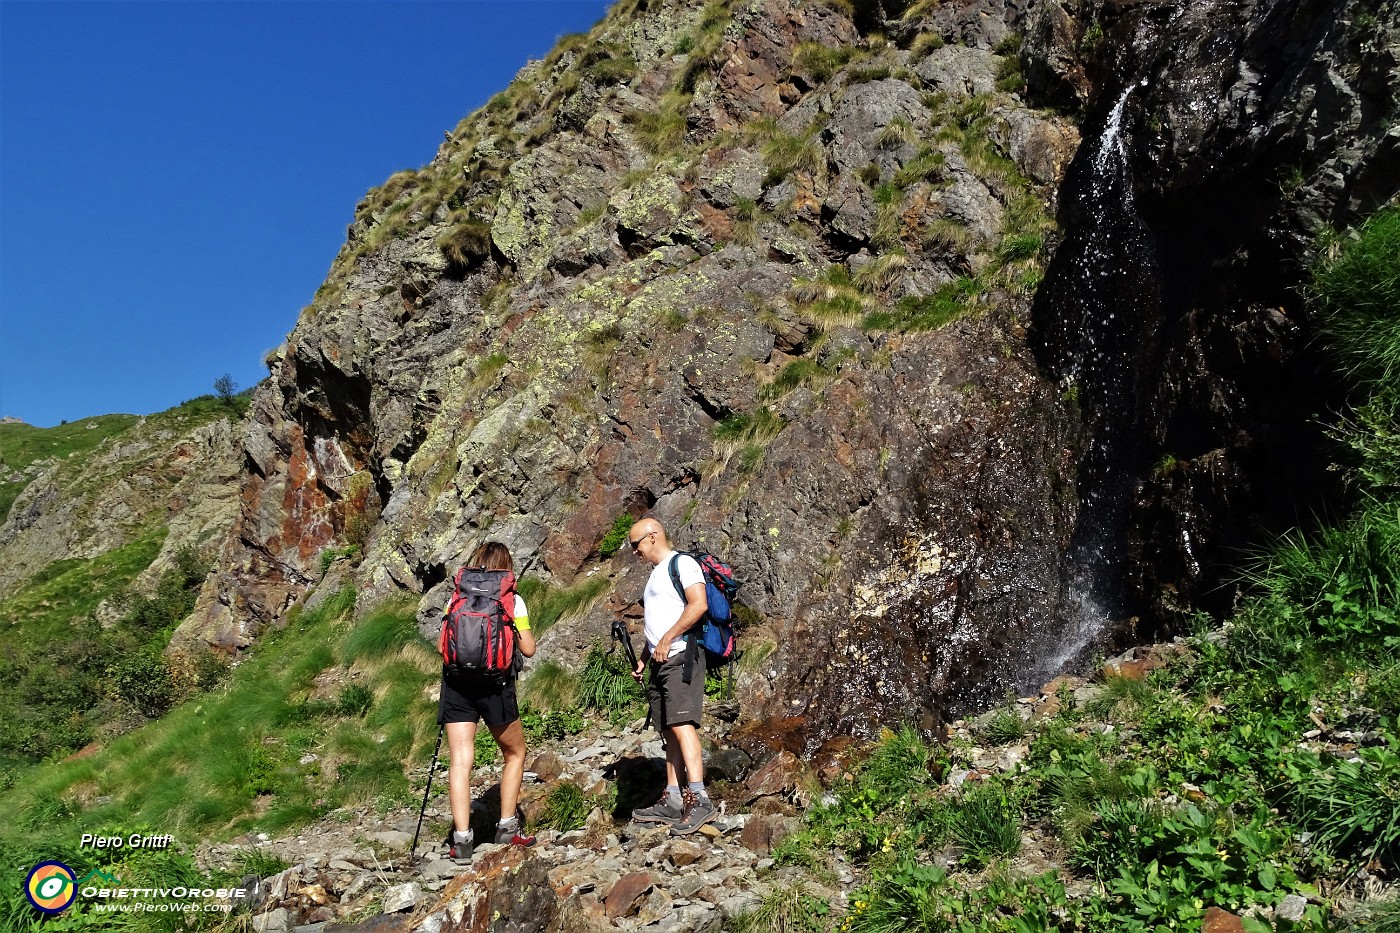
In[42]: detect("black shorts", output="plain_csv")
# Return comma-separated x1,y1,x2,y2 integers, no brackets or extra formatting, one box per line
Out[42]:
439,669,519,726
648,647,705,729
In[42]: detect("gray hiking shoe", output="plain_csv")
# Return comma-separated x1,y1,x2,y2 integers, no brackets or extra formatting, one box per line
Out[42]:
494,820,537,846
668,790,716,835
445,829,473,861
632,794,684,825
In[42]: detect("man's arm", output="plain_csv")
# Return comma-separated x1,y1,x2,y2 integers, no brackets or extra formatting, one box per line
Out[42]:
652,581,708,661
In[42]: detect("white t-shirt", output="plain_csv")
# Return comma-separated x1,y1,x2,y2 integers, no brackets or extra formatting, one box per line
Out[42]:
511,593,529,629
643,551,704,659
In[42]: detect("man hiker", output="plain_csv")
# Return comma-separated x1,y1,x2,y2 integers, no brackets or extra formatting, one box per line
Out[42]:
626,517,716,834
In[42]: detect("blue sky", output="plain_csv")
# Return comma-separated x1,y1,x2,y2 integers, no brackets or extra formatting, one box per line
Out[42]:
1,0,614,428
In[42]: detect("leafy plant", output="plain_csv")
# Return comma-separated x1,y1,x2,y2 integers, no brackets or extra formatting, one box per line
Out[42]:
599,513,636,557
949,787,1021,867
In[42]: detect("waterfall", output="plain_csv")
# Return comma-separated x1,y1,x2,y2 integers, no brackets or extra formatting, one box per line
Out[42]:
1029,80,1160,682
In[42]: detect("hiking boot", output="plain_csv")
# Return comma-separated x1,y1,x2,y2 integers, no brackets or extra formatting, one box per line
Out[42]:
494,822,537,847
632,793,684,826
668,790,716,836
445,829,473,861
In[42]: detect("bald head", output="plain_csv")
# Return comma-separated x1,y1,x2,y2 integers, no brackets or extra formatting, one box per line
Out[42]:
627,517,669,564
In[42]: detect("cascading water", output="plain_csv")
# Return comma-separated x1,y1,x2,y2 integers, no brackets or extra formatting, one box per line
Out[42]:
1028,80,1162,682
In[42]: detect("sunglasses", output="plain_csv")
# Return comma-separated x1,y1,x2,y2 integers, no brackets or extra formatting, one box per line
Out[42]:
628,530,654,553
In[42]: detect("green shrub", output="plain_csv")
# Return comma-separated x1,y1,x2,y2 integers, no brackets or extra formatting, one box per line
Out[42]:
599,514,635,557
521,706,585,743
111,650,176,718
539,781,591,831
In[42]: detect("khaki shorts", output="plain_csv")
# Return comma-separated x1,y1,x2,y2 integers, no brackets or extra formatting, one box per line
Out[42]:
648,647,705,729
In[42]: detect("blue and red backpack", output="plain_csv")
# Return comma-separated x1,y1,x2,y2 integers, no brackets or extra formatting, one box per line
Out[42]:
668,551,740,671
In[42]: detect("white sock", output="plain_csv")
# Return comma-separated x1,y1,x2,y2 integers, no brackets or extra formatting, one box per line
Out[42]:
453,828,472,843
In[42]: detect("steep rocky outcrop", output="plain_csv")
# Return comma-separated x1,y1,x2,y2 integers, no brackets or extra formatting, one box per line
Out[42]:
177,0,1396,745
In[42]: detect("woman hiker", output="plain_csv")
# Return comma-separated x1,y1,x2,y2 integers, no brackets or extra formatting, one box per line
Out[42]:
441,541,538,860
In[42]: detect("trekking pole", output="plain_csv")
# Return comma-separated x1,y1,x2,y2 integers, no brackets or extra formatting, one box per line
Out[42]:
410,724,445,862
611,617,639,672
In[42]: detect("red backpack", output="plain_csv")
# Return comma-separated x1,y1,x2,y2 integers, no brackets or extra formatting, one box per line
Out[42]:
439,567,520,678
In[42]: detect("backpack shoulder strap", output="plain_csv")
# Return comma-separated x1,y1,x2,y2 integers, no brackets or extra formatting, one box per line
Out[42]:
668,553,685,600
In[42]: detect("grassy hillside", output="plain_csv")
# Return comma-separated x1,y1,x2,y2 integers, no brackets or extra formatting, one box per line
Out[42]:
0,394,246,765
0,395,240,525
0,416,140,523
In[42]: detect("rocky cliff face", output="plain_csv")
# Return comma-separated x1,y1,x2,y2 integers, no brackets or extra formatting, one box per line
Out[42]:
177,0,1396,746
1025,0,1398,629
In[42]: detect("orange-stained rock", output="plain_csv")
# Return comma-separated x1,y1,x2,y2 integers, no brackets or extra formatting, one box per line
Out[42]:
1201,907,1245,933
604,871,655,921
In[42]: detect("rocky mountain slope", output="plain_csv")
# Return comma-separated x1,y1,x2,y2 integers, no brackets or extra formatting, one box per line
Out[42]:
167,0,1395,755
0,402,242,604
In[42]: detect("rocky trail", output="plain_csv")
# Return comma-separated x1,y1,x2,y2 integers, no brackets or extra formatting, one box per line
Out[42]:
199,704,818,933
191,638,1380,933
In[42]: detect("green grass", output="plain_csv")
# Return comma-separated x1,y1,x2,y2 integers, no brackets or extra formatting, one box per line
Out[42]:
791,42,858,83
1,587,441,854
725,882,830,933
515,574,611,636
0,414,140,473
1312,206,1400,389
537,781,592,832
342,595,423,663
862,276,981,332
519,659,581,711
